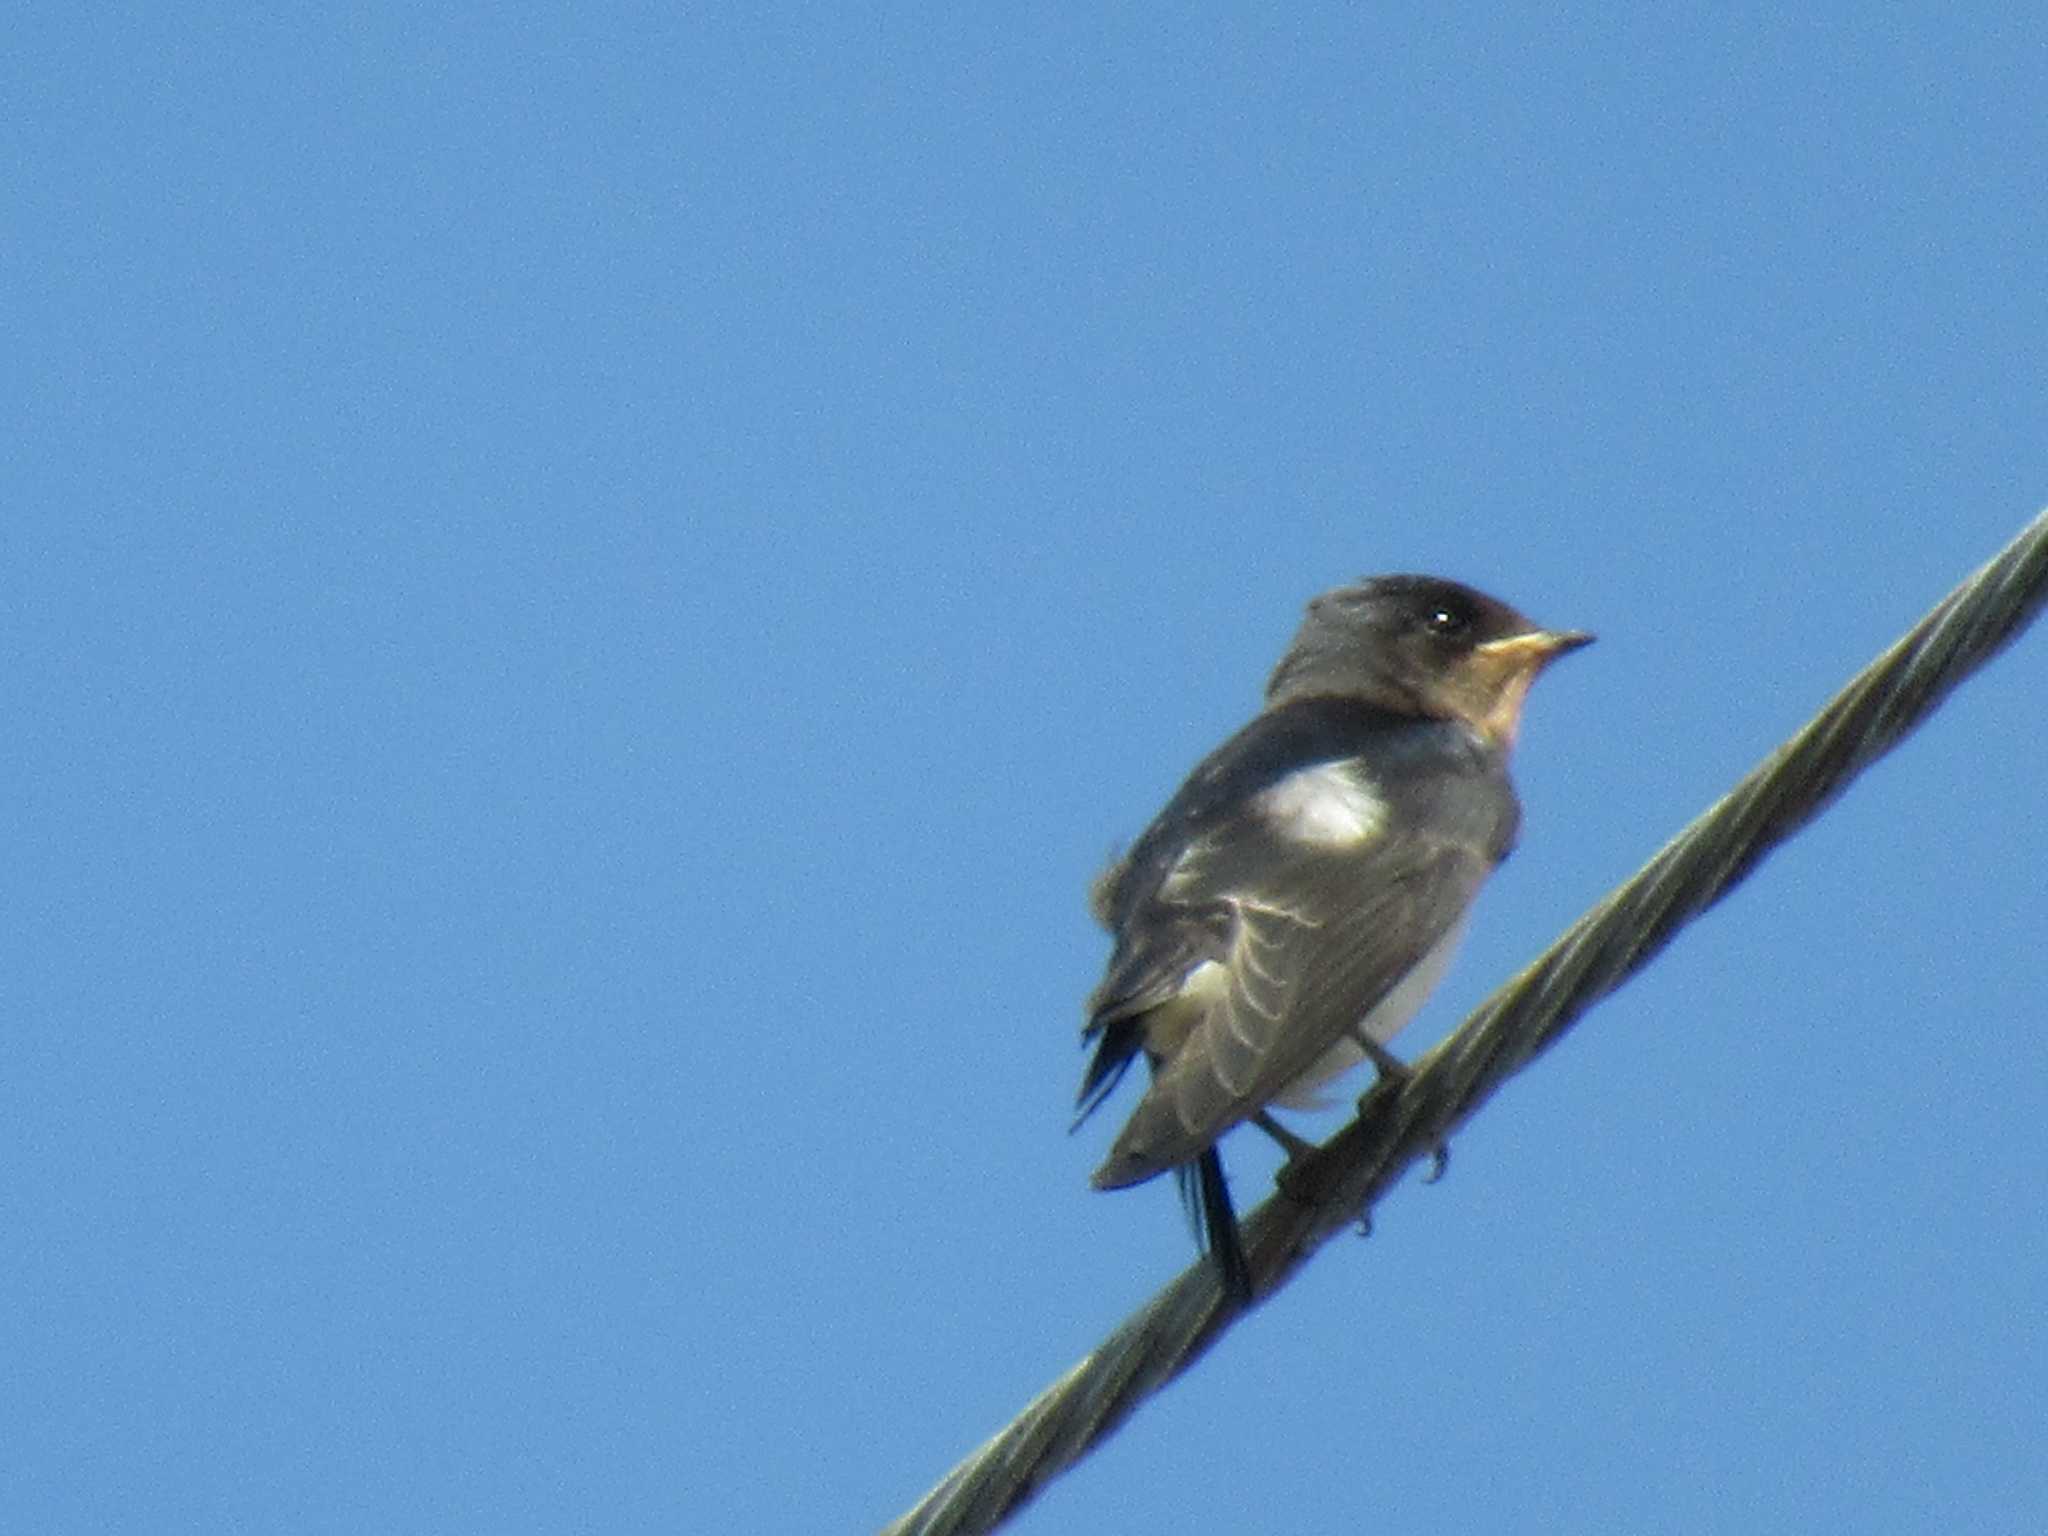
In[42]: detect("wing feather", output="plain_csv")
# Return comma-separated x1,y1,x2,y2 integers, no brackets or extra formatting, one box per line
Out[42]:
1095,831,1492,1188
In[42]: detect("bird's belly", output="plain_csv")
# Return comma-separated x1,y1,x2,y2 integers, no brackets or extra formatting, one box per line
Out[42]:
1269,912,1469,1109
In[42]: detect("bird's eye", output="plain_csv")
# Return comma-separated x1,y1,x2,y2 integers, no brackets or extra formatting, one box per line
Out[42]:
1425,605,1470,637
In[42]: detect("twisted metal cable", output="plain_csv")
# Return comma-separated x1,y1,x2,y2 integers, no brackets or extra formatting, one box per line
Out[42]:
881,506,2048,1536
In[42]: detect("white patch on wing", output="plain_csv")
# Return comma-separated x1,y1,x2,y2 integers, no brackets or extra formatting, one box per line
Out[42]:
1136,958,1229,1059
1255,760,1385,847
1177,959,1230,1002
1269,912,1470,1109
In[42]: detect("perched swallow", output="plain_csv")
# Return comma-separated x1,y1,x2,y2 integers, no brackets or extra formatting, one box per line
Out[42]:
1076,575,1591,1303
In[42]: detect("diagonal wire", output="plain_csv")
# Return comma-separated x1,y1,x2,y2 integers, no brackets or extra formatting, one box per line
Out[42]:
880,505,2048,1536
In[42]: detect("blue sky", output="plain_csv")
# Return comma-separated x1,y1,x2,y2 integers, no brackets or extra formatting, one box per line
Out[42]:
7,8,2046,1534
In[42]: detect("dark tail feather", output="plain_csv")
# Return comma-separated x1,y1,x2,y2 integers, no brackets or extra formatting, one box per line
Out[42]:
1073,1020,1139,1129
1175,1148,1252,1305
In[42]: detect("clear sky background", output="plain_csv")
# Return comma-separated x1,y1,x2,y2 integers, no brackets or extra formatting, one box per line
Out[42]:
7,8,2046,1534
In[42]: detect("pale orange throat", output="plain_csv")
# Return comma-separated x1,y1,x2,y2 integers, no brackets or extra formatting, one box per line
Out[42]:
1480,670,1538,746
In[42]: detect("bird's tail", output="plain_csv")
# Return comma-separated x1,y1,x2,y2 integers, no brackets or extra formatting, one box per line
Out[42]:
1175,1147,1252,1305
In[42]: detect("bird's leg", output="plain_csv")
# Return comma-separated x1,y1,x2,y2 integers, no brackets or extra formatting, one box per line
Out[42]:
1251,1110,1318,1160
1351,1029,1410,1082
1258,1112,1329,1205
1350,1029,1452,1182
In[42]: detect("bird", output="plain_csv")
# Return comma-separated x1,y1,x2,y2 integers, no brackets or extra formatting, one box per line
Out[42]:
1076,574,1592,1304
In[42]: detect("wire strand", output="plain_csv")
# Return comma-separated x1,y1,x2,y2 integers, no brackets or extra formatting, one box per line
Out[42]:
879,505,2048,1536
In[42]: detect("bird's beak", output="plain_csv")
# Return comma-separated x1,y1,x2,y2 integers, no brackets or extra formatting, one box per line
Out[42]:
1473,628,1596,670
1470,628,1594,744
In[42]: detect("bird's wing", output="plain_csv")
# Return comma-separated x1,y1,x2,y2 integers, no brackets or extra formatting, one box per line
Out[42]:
1089,821,1493,1189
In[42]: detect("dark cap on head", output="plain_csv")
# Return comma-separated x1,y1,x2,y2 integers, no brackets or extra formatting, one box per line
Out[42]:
1265,574,1592,742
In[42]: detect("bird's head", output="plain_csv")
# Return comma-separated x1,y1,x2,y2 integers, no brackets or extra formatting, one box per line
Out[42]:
1265,574,1593,745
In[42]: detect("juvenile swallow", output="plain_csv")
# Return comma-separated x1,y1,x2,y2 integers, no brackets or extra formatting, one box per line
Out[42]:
1077,575,1591,1303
